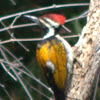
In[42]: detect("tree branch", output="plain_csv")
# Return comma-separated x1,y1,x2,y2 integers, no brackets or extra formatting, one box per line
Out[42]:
67,0,100,100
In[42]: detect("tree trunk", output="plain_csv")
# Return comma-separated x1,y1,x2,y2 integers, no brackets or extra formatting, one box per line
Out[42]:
67,0,100,100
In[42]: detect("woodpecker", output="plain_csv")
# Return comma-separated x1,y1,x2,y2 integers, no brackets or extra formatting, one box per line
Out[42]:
24,14,74,100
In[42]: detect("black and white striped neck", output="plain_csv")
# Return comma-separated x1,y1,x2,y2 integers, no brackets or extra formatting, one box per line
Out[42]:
43,27,55,39
39,18,60,39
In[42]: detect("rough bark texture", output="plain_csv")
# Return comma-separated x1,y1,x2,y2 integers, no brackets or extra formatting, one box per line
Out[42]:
66,0,100,100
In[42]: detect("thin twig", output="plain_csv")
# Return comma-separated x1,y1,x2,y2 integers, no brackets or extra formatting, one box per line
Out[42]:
0,45,53,93
0,35,79,45
10,0,16,5
0,3,89,21
12,64,53,94
22,76,52,100
0,12,87,32
0,62,17,81
0,83,13,100
0,57,53,94
62,25,71,32
0,46,33,100
65,14,87,23
0,47,17,81
10,15,21,27
0,59,20,67
0,21,29,51
0,23,37,32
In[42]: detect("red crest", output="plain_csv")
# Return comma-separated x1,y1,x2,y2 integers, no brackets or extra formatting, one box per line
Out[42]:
40,14,66,25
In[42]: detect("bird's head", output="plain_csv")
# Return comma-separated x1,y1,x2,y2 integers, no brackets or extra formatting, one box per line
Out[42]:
24,14,66,39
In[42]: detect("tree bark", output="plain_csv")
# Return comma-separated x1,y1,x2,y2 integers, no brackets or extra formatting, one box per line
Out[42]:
67,0,100,100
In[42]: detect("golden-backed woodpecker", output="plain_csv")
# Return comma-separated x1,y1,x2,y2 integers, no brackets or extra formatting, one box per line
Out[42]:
24,14,74,100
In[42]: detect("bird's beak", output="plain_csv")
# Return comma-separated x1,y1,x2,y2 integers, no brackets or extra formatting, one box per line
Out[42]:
24,15,40,23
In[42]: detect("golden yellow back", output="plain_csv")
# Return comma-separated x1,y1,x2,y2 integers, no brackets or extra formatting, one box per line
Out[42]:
36,37,67,90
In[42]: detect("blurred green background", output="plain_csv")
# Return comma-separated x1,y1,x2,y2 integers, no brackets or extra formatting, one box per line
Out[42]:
1,0,99,100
